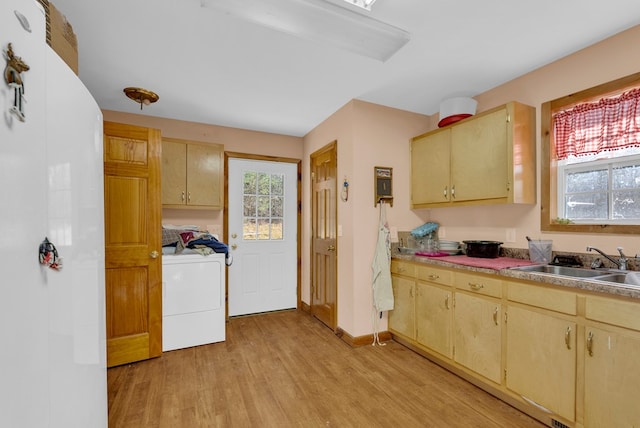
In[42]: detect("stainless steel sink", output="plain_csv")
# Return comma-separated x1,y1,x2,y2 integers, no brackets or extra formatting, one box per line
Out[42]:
592,273,629,284
511,264,604,278
512,264,634,284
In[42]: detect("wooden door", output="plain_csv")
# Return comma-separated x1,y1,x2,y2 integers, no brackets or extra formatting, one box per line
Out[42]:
103,121,162,367
310,142,337,330
451,108,508,202
411,130,451,206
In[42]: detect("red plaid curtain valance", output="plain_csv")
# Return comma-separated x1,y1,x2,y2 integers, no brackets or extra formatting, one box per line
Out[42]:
553,88,640,160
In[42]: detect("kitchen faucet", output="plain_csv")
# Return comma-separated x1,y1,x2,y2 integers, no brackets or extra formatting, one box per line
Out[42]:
586,246,628,270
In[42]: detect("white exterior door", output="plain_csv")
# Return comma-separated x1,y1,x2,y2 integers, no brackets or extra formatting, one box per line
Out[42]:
228,158,298,316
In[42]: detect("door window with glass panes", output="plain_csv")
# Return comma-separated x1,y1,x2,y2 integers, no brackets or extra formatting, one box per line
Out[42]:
243,171,284,240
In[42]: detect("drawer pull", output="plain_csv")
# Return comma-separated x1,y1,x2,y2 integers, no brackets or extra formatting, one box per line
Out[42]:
493,306,499,325
587,331,594,357
469,282,484,291
565,326,572,350
428,274,439,280
443,186,448,198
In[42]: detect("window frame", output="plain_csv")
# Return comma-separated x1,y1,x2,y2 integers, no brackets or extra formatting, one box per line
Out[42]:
541,71,640,234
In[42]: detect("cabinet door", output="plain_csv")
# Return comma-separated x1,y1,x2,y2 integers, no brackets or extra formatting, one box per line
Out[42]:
389,276,415,340
451,108,508,202
186,143,222,207
162,140,187,205
411,130,450,206
506,306,576,422
454,292,502,383
584,326,640,427
416,282,452,358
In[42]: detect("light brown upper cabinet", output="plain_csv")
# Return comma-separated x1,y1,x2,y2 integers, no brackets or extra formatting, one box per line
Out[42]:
411,101,536,208
162,138,223,209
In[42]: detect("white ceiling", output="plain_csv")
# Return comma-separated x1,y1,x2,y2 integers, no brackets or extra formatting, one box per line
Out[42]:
51,0,640,137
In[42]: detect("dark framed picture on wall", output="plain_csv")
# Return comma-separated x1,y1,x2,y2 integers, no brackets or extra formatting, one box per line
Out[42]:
374,166,393,206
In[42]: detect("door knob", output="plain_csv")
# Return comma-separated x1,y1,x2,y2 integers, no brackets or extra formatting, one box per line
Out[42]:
150,250,159,259
231,244,238,250
231,233,237,239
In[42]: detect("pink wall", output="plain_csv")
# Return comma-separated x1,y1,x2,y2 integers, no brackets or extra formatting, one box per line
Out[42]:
102,110,303,232
303,100,432,336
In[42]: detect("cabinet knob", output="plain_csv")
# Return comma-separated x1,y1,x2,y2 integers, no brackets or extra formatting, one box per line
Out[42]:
188,192,191,202
586,331,594,356
150,250,159,259
231,244,237,250
443,186,448,199
451,185,456,199
181,191,185,201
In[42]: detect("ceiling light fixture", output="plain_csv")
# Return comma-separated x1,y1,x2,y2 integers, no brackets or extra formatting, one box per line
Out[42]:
123,87,159,110
200,0,409,62
344,0,377,11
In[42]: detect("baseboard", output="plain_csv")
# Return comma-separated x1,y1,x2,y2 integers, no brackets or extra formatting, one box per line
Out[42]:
300,301,311,313
335,327,392,347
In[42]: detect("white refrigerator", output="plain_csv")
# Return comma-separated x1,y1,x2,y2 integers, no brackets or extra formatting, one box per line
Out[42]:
0,1,107,426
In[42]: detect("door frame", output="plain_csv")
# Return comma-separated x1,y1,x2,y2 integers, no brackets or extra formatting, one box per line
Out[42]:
224,152,302,318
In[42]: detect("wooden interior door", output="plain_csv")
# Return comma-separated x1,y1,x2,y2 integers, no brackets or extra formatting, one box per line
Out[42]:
103,121,162,367
310,142,337,330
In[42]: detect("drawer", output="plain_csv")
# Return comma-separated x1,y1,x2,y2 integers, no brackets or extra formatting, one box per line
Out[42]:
391,260,415,277
416,265,453,286
507,281,577,315
586,295,640,331
455,272,502,298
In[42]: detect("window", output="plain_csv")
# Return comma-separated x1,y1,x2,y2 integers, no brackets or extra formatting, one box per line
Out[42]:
541,71,640,234
558,154,640,223
242,170,285,240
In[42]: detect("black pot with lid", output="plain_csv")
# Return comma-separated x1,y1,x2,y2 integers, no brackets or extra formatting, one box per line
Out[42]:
463,240,503,258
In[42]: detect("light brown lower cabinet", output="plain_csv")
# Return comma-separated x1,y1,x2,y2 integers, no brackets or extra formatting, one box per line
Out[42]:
389,259,640,428
453,292,502,383
389,265,416,340
583,296,640,427
505,305,576,421
415,280,453,359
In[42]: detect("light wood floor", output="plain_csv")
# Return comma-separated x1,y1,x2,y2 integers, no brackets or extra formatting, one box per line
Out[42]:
108,310,545,428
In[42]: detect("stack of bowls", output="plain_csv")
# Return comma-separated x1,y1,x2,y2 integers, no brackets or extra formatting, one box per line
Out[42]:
439,240,461,255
